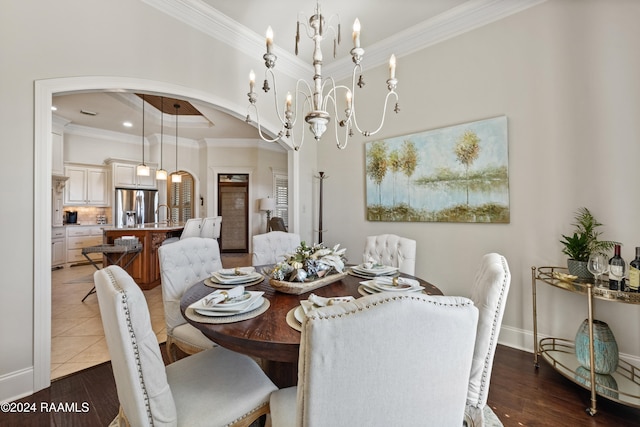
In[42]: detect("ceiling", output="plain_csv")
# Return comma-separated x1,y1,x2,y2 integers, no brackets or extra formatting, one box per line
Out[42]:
202,0,468,60
52,0,533,143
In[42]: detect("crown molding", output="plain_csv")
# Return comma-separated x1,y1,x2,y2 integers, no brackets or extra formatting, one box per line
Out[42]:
141,0,311,79
201,137,287,153
65,123,141,144
143,0,546,82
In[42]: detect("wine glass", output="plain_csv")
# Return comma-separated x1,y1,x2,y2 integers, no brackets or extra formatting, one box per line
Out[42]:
587,253,608,286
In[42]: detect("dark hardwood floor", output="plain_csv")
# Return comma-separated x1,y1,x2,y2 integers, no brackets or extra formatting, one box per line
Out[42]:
2,345,639,427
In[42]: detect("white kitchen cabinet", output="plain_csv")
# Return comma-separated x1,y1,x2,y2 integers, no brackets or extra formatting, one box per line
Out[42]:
64,164,109,206
66,226,103,264
52,227,66,268
109,160,157,189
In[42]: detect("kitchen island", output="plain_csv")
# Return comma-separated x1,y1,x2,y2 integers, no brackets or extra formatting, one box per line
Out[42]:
102,223,184,289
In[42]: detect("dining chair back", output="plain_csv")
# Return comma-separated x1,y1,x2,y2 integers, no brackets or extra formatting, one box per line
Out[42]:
200,216,222,239
252,231,301,266
162,218,204,246
270,292,479,427
181,218,203,239
269,217,287,232
158,237,222,362
464,253,511,427
363,234,417,275
94,265,277,427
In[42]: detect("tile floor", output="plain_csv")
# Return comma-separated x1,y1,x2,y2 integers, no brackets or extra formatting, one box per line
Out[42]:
50,253,252,380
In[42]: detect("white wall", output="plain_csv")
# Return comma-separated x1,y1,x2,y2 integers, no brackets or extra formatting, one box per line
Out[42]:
319,0,640,359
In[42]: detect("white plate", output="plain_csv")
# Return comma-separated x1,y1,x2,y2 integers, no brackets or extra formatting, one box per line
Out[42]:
293,306,304,324
204,275,264,289
352,264,399,276
190,291,264,312
359,281,380,293
210,271,263,284
195,297,264,317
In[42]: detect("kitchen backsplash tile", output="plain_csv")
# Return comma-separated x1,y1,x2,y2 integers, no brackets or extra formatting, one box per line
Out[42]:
63,206,110,225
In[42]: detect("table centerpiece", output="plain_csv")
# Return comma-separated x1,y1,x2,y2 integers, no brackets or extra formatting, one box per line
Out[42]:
269,242,348,294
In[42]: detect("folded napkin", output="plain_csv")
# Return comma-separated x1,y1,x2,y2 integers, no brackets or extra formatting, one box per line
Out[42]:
202,286,245,306
217,266,255,277
362,255,383,270
375,277,419,287
308,293,355,307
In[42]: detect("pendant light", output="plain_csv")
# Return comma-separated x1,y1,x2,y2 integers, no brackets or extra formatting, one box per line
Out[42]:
155,97,168,180
171,103,182,183
136,95,150,176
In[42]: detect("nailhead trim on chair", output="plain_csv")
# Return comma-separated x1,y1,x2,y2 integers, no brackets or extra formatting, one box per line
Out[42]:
474,256,509,408
105,268,154,426
306,294,474,321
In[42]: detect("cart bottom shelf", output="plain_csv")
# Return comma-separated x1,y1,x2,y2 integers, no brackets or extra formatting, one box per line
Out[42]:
539,337,640,409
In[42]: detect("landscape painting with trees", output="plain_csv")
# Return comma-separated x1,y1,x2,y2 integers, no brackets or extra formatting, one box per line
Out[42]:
365,116,509,223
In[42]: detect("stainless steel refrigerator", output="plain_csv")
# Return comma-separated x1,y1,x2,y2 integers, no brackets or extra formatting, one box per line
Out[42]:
114,188,158,227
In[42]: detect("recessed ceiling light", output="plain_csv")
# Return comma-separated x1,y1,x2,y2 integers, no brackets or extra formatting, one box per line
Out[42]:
123,121,133,128
51,106,57,111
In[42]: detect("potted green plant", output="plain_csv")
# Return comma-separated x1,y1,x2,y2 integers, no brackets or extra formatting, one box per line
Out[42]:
560,207,617,279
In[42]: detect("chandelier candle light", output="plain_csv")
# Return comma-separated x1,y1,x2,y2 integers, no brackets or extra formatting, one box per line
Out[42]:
246,2,399,150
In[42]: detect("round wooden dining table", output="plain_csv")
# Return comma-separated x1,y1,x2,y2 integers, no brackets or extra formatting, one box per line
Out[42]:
180,267,443,387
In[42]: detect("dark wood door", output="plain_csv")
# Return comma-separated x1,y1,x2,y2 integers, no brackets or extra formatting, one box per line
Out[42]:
218,179,248,252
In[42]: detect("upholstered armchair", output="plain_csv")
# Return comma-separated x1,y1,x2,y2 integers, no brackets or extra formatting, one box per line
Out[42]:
270,292,479,427
252,231,301,266
464,253,511,427
158,237,222,362
94,265,276,427
363,234,417,275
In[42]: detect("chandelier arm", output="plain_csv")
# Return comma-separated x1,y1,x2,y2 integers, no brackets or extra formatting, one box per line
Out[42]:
319,78,351,149
322,80,353,123
264,68,288,125
329,94,352,150
247,104,285,143
297,14,314,39
351,90,399,137
291,78,314,129
291,90,317,151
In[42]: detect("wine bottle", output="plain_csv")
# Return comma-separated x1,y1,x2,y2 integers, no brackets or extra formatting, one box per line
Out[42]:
629,247,640,292
608,244,626,291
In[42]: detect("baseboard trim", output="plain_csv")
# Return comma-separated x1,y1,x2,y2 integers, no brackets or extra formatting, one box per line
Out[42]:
497,325,640,366
0,367,34,403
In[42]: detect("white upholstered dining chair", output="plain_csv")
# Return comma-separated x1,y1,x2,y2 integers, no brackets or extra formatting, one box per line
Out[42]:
200,216,222,239
158,237,222,362
464,253,511,427
162,217,204,245
363,234,417,275
270,292,479,427
252,231,301,266
94,265,277,427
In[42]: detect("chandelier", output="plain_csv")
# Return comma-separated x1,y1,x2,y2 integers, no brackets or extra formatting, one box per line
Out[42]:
246,2,399,150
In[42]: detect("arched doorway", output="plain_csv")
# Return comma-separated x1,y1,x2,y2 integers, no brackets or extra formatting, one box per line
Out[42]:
33,76,295,392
